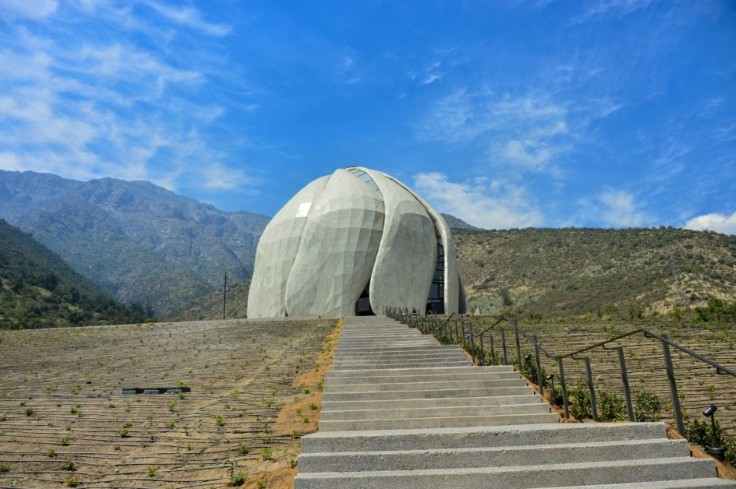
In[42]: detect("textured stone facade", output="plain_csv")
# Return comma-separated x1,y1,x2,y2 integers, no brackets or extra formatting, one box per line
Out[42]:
247,167,467,318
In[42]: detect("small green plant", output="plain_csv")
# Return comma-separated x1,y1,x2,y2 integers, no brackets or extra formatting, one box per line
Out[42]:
0,412,6,422
264,398,275,408
146,466,158,478
301,415,310,423
237,443,249,455
316,377,324,391
309,402,318,411
597,390,626,422
570,378,592,420
255,478,268,489
60,436,72,446
290,430,299,440
0,463,11,473
167,399,178,412
47,449,56,458
214,414,224,427
231,472,247,486
634,390,661,422
122,421,132,428
166,418,175,429
24,407,34,416
290,459,298,469
186,442,192,451
65,476,80,487
260,447,274,461
60,461,76,471
303,387,310,394
119,428,129,438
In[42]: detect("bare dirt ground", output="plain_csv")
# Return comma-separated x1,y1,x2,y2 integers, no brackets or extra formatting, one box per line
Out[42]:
0,318,339,489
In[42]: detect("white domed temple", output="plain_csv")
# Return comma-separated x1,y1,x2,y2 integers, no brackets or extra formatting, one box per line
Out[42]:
247,167,468,318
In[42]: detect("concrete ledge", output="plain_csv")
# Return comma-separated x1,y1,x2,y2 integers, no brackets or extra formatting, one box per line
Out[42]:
321,394,543,411
298,438,691,473
301,423,670,452
318,412,560,431
294,457,717,489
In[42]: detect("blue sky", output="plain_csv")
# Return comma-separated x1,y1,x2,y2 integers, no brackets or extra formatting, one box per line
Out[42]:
1,1,735,233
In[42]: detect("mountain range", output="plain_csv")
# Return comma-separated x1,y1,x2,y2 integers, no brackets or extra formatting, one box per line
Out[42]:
1,170,734,323
0,171,269,317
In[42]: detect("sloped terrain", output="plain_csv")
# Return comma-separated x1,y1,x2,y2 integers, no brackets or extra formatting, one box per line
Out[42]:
0,318,337,488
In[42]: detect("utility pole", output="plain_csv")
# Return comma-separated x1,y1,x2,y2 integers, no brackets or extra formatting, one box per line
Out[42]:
223,272,227,320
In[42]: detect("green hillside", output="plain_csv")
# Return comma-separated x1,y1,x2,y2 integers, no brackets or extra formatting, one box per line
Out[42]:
455,227,736,319
0,219,142,328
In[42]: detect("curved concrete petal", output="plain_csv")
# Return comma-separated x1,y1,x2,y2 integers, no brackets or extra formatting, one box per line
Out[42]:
379,172,461,314
246,176,329,317
284,170,385,317
361,168,436,315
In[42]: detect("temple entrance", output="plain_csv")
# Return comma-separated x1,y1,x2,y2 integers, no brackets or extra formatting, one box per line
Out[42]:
355,284,374,316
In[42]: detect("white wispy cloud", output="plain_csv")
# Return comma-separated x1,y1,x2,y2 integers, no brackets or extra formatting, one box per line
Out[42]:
417,88,573,171
571,0,656,24
141,1,231,36
579,189,654,227
0,0,58,19
413,172,542,229
0,0,255,193
684,212,736,235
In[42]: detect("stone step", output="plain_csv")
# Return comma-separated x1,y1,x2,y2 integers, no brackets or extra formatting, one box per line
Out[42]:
320,402,551,421
300,423,671,452
325,365,514,378
335,344,459,352
325,378,527,393
322,385,533,401
325,371,521,384
332,352,469,362
298,316,732,488
332,361,471,370
298,438,690,473
321,394,543,411
318,412,559,431
550,480,736,489
294,458,717,489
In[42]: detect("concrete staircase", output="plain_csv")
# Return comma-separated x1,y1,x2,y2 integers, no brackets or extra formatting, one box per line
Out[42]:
295,316,735,488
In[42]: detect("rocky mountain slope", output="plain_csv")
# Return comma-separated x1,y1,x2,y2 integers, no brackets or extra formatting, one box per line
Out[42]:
0,171,269,317
456,227,736,318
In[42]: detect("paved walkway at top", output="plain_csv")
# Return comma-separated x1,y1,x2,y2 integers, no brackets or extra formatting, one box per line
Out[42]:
295,316,734,488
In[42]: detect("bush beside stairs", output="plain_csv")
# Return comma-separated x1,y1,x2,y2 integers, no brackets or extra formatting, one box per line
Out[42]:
295,316,736,488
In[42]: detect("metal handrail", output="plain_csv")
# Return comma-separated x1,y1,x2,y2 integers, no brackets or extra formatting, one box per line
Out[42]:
386,306,735,439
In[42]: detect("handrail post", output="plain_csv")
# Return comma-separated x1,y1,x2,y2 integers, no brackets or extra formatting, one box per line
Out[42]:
454,320,459,344
534,336,544,397
661,335,685,436
558,357,569,419
501,328,508,364
584,357,598,421
489,333,496,365
468,321,475,365
461,317,467,350
617,347,634,421
515,328,522,368
479,332,485,366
